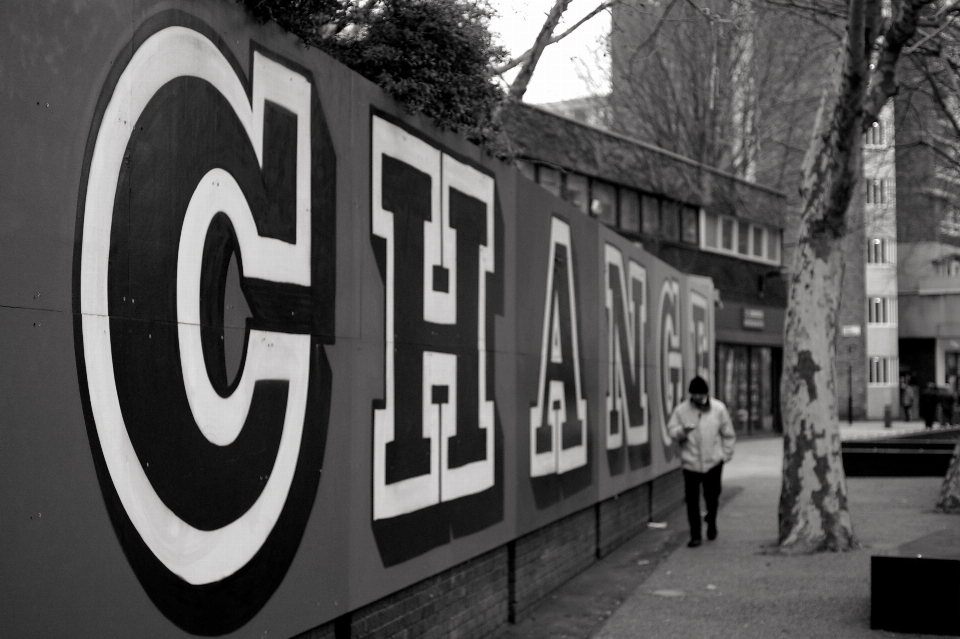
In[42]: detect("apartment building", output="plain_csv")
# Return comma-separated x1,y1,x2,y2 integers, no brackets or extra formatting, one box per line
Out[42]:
861,103,900,417
896,88,960,400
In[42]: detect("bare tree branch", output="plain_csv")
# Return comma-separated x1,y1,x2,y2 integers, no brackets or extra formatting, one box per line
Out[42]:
508,0,574,100
917,53,960,136
622,0,684,71
904,16,956,55
863,0,938,128
495,0,618,75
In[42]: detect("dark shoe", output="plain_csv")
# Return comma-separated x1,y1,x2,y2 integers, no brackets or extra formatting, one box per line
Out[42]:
687,538,702,548
707,524,717,541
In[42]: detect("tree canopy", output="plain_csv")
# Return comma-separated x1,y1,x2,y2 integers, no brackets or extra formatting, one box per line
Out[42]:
241,0,509,151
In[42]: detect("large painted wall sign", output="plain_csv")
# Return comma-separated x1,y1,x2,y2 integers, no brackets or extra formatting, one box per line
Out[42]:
604,244,650,475
658,279,683,461
370,114,503,566
73,16,336,635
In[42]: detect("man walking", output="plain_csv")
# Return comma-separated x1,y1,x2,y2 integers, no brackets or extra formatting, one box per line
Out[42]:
901,381,915,422
666,376,736,548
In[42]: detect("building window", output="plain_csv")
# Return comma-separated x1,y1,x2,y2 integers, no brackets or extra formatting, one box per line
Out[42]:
867,238,895,264
939,210,960,238
946,351,960,390
619,188,641,233
721,217,734,250
869,356,898,386
642,194,660,236
704,212,719,248
767,229,781,263
737,221,750,255
935,257,960,276
868,297,898,325
537,165,562,197
752,226,764,257
661,200,680,241
701,212,781,265
865,179,886,205
681,206,699,244
865,120,885,147
716,344,780,434
564,173,589,213
516,159,535,181
591,180,617,226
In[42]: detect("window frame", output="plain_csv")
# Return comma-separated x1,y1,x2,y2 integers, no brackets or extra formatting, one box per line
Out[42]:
641,194,661,236
866,237,896,265
536,165,562,197
869,356,899,386
699,211,782,266
681,205,699,245
590,178,618,226
660,199,681,241
865,119,886,147
865,178,887,205
867,297,898,326
564,173,590,214
618,187,641,233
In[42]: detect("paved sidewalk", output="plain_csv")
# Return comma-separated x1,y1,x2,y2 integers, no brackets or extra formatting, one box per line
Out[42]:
594,437,955,639
839,419,938,440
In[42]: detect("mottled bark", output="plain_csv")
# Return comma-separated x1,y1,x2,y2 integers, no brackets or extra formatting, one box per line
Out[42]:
777,0,875,554
936,440,960,513
779,240,857,551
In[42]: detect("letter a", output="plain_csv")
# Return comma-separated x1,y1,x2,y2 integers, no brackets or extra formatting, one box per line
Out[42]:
530,217,587,477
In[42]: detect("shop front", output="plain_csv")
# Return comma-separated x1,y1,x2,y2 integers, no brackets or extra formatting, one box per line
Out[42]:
714,302,784,434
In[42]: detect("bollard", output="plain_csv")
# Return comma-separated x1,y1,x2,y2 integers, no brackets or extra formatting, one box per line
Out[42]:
884,404,892,429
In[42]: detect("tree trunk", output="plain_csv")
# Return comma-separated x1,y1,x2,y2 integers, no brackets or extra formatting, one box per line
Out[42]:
776,0,933,552
778,211,858,552
777,0,877,554
936,440,960,513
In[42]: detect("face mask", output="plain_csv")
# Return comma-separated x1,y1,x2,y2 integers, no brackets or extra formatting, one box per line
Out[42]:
691,396,710,410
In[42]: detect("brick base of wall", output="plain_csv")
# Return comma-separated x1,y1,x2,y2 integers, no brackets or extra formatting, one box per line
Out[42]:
597,483,651,558
651,468,684,522
293,470,685,639
352,548,509,639
509,507,597,623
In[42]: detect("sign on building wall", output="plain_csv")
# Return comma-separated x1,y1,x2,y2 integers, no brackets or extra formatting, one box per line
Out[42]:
0,4,712,637
742,307,766,330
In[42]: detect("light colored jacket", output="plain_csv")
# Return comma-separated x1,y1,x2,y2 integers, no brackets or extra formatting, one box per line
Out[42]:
666,398,736,473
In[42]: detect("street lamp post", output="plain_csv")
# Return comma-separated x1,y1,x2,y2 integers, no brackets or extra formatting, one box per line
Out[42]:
840,328,859,423
848,358,853,425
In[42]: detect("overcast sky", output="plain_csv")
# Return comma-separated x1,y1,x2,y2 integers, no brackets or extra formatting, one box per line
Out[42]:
488,1,610,104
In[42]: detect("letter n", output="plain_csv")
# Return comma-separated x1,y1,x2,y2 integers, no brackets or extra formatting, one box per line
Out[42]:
604,245,649,468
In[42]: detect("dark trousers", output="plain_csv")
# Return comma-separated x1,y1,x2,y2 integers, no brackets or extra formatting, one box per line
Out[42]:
683,463,723,541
